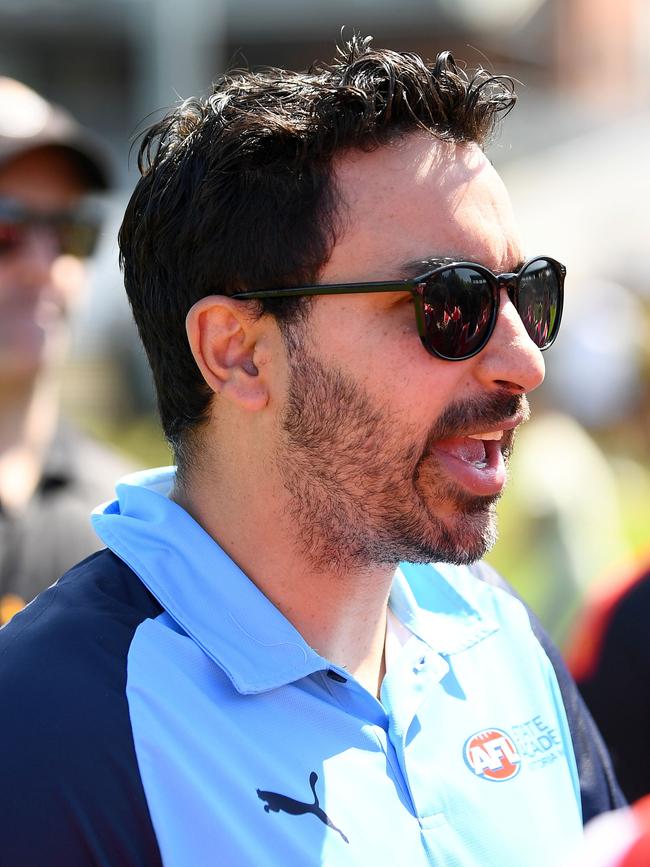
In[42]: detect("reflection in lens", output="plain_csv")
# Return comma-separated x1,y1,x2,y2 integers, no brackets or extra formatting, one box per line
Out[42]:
423,267,494,359
518,259,560,349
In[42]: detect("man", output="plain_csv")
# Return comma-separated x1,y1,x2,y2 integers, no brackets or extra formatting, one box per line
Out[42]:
0,37,622,866
0,77,131,621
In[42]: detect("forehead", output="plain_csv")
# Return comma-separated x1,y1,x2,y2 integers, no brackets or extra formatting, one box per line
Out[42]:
324,133,522,281
0,147,87,209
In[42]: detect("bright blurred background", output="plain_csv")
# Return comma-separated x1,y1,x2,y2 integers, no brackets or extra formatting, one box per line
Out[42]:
2,0,649,645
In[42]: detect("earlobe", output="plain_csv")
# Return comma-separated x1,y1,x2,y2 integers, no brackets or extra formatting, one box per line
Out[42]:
185,296,269,412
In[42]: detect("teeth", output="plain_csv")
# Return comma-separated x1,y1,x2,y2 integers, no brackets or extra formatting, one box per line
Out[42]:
467,431,503,441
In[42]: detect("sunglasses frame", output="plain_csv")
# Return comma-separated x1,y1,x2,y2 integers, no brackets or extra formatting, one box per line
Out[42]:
0,196,103,260
232,255,566,361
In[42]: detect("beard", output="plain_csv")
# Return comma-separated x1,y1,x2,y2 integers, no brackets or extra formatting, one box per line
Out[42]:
276,343,526,574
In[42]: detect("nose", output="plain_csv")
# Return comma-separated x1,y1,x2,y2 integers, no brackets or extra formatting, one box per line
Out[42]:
473,287,546,394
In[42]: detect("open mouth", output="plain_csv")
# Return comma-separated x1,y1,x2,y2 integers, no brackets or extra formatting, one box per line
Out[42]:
430,425,515,497
456,429,505,468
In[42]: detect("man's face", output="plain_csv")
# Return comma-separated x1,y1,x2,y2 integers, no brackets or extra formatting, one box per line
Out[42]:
275,133,546,570
0,147,89,385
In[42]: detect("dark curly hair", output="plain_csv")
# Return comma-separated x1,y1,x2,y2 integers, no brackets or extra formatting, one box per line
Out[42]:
118,34,517,469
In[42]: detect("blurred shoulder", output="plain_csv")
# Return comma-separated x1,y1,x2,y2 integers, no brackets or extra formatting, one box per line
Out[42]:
0,548,162,696
0,549,163,865
51,421,138,496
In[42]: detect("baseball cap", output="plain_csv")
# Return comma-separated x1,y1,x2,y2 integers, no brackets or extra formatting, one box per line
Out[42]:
0,76,110,190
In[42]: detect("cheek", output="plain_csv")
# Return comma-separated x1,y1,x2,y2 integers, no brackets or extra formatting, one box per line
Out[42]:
308,299,471,432
356,334,468,434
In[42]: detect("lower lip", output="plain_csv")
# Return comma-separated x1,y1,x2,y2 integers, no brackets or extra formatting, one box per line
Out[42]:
430,438,507,497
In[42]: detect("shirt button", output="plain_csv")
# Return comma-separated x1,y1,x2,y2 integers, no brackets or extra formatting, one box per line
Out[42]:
413,656,427,673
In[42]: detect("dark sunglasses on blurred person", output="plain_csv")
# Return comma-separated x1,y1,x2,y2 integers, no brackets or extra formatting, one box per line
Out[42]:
0,196,102,260
232,255,565,361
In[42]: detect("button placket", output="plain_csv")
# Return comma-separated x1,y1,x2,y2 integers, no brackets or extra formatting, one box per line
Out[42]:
384,644,452,824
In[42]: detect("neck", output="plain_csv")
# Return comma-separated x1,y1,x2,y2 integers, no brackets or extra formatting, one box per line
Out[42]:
261,558,391,698
174,464,395,698
0,372,59,512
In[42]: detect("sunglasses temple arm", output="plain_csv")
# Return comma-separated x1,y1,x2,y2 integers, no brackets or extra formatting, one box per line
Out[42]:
232,281,412,301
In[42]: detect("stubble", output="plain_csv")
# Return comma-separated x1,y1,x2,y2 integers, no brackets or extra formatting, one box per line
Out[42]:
277,345,525,574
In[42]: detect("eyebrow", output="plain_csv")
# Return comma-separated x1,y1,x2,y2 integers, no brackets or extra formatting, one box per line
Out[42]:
398,255,458,279
398,254,527,280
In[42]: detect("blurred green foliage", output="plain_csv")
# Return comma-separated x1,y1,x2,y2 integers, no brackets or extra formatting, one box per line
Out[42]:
82,413,172,468
487,450,650,646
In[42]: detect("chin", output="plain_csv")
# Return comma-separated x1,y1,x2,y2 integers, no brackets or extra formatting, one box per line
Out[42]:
458,509,498,562
420,501,499,566
369,501,498,569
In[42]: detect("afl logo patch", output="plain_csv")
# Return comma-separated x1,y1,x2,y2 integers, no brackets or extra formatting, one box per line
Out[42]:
464,728,522,782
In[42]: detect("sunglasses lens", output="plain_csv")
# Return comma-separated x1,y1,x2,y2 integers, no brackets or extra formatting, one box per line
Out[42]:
422,267,495,359
517,258,561,349
0,215,99,259
58,220,100,258
0,221,22,256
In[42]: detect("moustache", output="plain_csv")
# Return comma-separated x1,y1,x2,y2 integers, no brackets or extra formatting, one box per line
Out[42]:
426,392,530,447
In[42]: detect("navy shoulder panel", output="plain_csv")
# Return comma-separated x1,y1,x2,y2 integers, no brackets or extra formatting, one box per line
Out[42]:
0,549,163,866
469,559,626,821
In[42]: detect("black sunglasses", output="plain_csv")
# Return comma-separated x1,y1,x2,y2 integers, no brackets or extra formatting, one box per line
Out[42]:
0,197,102,260
232,255,565,361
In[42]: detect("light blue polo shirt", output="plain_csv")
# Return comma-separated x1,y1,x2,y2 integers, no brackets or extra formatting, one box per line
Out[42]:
90,466,582,866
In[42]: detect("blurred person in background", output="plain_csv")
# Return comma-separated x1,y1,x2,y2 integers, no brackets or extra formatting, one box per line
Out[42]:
0,77,131,623
566,553,650,803
561,796,650,867
0,37,625,865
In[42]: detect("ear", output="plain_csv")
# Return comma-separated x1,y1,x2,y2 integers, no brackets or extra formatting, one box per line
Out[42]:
185,295,269,412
